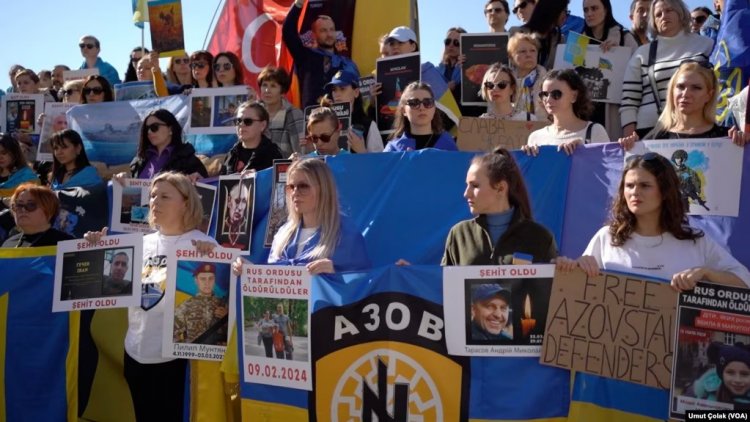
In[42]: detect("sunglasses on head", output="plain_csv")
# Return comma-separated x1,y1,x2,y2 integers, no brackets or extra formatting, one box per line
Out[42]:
404,98,435,108
305,131,337,144
214,63,233,72
485,6,505,14
538,89,563,100
444,38,460,47
79,43,96,49
682,59,714,70
691,15,708,24
512,1,529,14
484,81,510,90
234,118,261,127
173,58,189,65
191,62,207,69
146,122,168,133
285,182,311,194
11,201,38,213
83,87,104,96
625,151,663,166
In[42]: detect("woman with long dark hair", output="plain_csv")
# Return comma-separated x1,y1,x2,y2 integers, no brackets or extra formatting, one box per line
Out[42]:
80,75,114,104
443,147,556,265
0,133,38,198
383,82,457,152
190,50,216,88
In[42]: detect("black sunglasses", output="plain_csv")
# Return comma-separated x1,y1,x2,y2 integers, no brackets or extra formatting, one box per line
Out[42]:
11,201,38,213
83,87,104,96
484,81,510,90
234,118,262,127
512,1,529,14
213,63,233,72
404,98,435,108
538,89,563,100
305,131,337,144
691,15,708,24
146,122,168,133
485,6,505,14
191,62,207,69
79,43,96,49
444,38,460,47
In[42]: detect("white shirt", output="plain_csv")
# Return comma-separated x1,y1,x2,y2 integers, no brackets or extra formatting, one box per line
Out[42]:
527,122,609,147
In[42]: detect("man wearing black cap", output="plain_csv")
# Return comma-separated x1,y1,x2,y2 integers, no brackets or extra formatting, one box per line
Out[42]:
173,263,228,345
282,0,360,107
470,283,513,341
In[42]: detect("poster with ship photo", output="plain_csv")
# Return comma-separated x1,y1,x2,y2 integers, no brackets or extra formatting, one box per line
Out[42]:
553,44,632,104
460,33,509,106
375,53,420,135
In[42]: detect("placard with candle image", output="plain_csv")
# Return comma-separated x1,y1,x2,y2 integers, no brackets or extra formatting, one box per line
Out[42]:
443,265,554,357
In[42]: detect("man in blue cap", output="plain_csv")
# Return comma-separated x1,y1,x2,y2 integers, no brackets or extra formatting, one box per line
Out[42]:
470,283,513,341
283,0,359,107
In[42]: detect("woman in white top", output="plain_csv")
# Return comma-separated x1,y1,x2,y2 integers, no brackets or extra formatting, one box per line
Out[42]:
523,69,609,155
479,63,532,121
557,153,750,288
85,171,217,422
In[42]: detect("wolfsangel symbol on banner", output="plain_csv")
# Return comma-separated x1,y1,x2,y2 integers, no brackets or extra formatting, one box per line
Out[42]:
241,265,312,390
53,233,144,312
162,247,238,361
443,264,555,357
670,282,750,420
311,292,469,421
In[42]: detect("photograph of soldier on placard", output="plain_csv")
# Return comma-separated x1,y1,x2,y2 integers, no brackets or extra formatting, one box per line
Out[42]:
172,261,229,346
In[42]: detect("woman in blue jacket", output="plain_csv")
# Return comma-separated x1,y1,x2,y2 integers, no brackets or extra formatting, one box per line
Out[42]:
384,82,457,152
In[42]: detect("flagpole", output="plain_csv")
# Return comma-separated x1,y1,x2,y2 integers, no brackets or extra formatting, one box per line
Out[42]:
141,25,145,53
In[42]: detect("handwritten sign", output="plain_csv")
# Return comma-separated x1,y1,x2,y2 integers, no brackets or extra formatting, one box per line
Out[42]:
457,117,548,152
540,269,677,389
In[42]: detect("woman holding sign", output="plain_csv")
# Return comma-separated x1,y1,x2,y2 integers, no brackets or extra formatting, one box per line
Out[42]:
442,147,556,265
84,171,217,421
233,158,370,274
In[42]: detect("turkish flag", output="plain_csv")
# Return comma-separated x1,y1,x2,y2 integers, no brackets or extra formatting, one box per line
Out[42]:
206,0,297,94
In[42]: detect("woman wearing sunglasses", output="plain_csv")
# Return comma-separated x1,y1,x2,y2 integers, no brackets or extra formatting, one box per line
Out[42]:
165,53,193,87
437,27,467,94
479,63,531,121
84,171,217,421
189,50,216,88
233,157,370,275
524,69,609,155
1,183,73,247
508,32,547,121
80,75,114,104
384,82,458,152
555,153,749,420
59,80,84,104
443,146,556,265
213,52,243,87
305,107,349,157
120,109,207,181
620,61,746,146
221,101,282,174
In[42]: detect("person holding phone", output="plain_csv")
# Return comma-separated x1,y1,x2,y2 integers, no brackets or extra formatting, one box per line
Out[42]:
325,70,384,153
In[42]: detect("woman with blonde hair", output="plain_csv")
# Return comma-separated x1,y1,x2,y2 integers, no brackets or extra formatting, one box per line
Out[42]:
233,158,370,275
84,171,217,421
479,63,531,121
165,53,192,86
507,32,547,121
383,82,457,152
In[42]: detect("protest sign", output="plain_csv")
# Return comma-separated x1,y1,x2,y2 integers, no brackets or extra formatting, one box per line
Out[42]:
216,174,255,251
162,247,237,361
2,93,44,135
375,53,420,135
114,81,157,101
63,69,98,82
670,282,750,419
111,178,155,234
541,269,677,389
264,159,291,248
456,117,548,151
358,75,376,112
38,102,76,162
195,182,217,235
187,87,249,135
241,265,312,390
444,265,555,356
148,0,186,57
53,234,143,312
553,44,632,104
460,33,509,106
628,138,744,217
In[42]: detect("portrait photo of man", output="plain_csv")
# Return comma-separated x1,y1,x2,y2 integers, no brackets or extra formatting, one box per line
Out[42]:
102,250,133,296
173,263,228,345
469,283,513,342
219,179,252,250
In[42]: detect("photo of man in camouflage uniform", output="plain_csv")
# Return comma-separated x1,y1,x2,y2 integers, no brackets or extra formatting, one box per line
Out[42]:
173,263,228,345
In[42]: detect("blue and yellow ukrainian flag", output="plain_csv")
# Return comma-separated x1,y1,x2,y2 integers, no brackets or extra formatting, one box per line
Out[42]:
563,32,589,66
132,0,149,28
